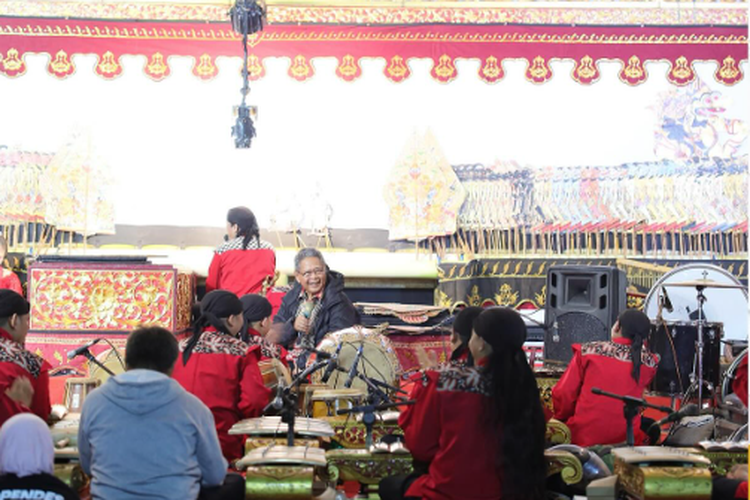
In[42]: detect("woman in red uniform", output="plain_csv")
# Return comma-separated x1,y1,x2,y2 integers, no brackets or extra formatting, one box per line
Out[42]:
206,207,276,298
0,237,23,296
240,294,287,363
0,291,50,426
172,290,270,463
448,306,483,367
381,307,547,500
552,309,659,447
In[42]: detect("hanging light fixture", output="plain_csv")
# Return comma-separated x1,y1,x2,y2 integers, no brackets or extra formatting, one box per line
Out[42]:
230,0,266,148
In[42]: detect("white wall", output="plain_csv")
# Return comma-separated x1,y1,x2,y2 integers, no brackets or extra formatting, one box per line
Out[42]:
0,54,747,231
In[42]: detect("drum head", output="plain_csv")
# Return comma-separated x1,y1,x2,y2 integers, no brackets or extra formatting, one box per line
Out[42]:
88,347,126,385
311,326,401,391
644,264,747,341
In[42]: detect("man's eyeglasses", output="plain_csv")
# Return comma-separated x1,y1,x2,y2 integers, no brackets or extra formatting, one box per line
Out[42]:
300,268,325,279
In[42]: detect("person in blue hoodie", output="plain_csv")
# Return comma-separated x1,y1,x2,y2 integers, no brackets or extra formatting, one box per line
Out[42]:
78,326,242,500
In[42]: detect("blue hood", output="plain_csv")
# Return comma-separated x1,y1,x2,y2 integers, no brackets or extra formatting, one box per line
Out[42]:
99,369,181,415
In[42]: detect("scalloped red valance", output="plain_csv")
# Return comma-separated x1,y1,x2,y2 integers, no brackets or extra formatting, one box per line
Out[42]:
0,18,746,85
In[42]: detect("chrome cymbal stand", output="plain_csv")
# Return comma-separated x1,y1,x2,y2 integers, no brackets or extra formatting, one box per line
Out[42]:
694,275,708,406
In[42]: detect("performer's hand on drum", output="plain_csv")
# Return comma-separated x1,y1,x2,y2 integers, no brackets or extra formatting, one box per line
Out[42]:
5,376,34,407
294,316,310,334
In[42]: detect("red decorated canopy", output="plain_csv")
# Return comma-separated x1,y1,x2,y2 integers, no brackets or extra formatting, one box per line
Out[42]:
0,3,746,86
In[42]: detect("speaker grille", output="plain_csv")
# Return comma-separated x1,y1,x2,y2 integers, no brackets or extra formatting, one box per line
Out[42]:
544,311,608,363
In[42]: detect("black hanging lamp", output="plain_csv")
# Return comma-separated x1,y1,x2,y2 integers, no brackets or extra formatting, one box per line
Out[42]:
230,0,266,148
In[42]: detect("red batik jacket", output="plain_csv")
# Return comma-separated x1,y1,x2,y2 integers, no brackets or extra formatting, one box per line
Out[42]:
0,270,23,296
732,355,747,407
0,328,51,426
400,365,502,500
206,237,275,297
172,329,271,461
552,337,659,447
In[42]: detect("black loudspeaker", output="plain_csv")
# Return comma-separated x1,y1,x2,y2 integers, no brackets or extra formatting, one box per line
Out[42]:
544,265,627,363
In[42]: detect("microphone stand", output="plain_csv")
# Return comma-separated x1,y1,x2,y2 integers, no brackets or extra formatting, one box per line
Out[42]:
81,349,116,377
592,388,673,446
337,400,416,448
332,367,407,406
265,359,329,446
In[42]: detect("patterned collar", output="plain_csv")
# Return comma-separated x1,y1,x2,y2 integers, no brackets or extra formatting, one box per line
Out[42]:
298,288,324,301
179,329,249,357
215,236,274,255
0,327,43,378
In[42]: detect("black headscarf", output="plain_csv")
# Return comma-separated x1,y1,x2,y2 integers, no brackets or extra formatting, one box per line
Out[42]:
617,308,651,383
450,306,483,365
182,290,243,365
240,294,273,342
0,290,30,319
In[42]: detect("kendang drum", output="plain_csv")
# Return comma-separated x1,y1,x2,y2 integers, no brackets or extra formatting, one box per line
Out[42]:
644,263,747,342
258,358,292,402
88,347,126,385
310,388,367,418
649,320,722,395
310,326,401,392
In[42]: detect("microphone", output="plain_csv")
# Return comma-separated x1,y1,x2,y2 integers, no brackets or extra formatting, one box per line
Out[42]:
302,346,332,360
661,286,674,313
301,300,315,319
344,344,364,389
264,380,286,414
649,403,700,429
67,339,102,360
321,342,344,384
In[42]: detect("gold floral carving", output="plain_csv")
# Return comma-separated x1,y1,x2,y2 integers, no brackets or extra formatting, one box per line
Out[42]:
146,52,169,80
494,283,519,307
48,50,74,78
718,55,740,80
433,54,456,81
0,3,746,26
435,289,454,309
0,23,746,45
337,54,360,80
467,285,482,307
624,55,645,79
546,419,572,445
29,268,177,331
289,55,312,80
670,56,694,83
386,55,409,81
527,56,550,82
1,48,25,76
246,54,265,80
338,54,357,77
193,53,217,79
96,51,121,77
481,55,503,81
545,450,584,485
574,54,598,82
535,285,547,307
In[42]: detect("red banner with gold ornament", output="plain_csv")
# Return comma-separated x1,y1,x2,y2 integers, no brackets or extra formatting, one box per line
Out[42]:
27,262,194,333
0,18,746,85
